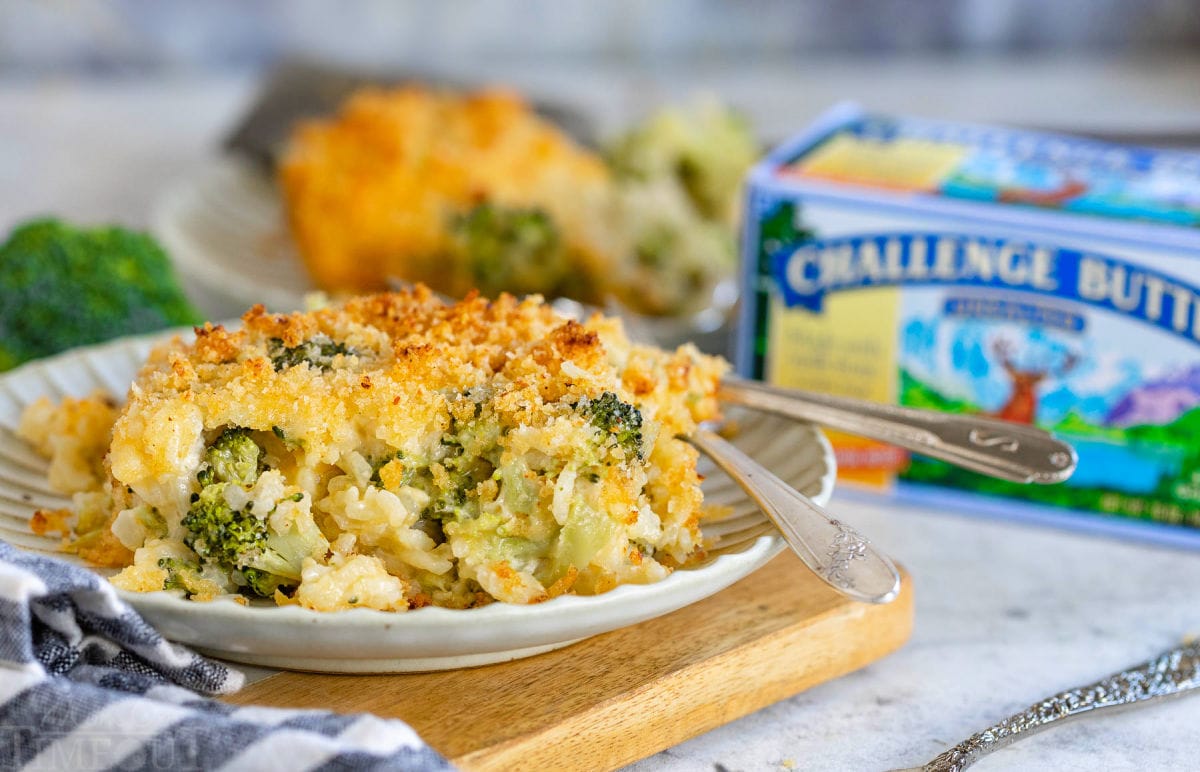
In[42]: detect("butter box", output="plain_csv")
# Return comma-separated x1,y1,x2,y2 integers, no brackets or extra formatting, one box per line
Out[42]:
737,103,1200,547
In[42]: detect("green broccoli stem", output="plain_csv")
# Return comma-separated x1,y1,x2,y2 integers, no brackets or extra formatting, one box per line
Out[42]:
158,557,209,597
240,568,295,598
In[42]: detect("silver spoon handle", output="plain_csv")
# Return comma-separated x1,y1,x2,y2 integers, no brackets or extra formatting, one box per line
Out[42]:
916,640,1200,772
690,428,900,604
718,376,1077,484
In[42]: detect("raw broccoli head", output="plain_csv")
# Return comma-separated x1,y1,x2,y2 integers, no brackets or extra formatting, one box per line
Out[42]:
451,203,571,298
0,218,202,371
578,391,644,459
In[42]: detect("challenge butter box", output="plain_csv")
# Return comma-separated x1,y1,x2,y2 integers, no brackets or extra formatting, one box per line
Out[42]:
737,103,1200,547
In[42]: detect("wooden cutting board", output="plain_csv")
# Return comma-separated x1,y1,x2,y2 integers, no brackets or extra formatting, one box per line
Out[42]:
226,552,913,771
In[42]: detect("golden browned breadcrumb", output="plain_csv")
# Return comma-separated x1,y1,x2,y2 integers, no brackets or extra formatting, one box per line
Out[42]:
279,86,615,299
23,287,729,611
18,391,118,494
29,508,72,540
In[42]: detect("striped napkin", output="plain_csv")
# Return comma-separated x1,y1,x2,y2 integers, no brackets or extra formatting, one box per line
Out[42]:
0,541,453,771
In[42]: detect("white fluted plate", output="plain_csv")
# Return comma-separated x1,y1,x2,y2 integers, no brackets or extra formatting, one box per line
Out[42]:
0,333,835,673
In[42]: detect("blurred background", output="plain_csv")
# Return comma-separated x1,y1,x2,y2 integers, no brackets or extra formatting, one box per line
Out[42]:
4,0,1200,227
6,0,1200,72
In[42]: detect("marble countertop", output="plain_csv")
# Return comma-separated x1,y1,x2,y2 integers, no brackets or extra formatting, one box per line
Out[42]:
4,59,1200,770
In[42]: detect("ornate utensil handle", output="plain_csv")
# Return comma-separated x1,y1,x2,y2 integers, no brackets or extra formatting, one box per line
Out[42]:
690,428,900,604
718,376,1077,485
917,641,1200,772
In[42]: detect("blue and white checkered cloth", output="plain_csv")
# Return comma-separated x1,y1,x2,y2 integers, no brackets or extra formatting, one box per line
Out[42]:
0,542,453,771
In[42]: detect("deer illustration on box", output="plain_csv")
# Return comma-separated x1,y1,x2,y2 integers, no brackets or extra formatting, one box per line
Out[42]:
991,339,1079,424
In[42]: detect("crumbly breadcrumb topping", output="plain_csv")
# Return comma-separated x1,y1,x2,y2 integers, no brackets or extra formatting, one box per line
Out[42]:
21,288,728,610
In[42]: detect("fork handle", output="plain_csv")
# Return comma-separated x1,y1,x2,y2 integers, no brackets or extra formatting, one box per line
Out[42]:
691,428,900,604
718,376,1077,484
919,641,1200,772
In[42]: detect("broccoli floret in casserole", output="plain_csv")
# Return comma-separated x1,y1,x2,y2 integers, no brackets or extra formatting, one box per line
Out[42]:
240,567,294,598
578,392,645,459
200,427,263,487
183,430,327,597
451,203,571,298
182,484,269,567
0,218,202,371
267,336,353,372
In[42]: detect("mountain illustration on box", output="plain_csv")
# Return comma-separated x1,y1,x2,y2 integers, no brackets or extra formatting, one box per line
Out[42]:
1106,364,1200,427
899,368,1200,524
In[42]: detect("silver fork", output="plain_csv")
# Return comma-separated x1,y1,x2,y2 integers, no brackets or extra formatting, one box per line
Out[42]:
691,379,1074,604
894,640,1200,771
718,376,1077,485
690,428,901,604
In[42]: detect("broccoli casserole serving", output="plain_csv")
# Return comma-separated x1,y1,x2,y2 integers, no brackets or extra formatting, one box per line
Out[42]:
20,288,728,611
279,86,757,317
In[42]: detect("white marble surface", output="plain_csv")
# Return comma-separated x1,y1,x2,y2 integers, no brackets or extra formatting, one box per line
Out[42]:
632,492,1200,772
5,58,1200,771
